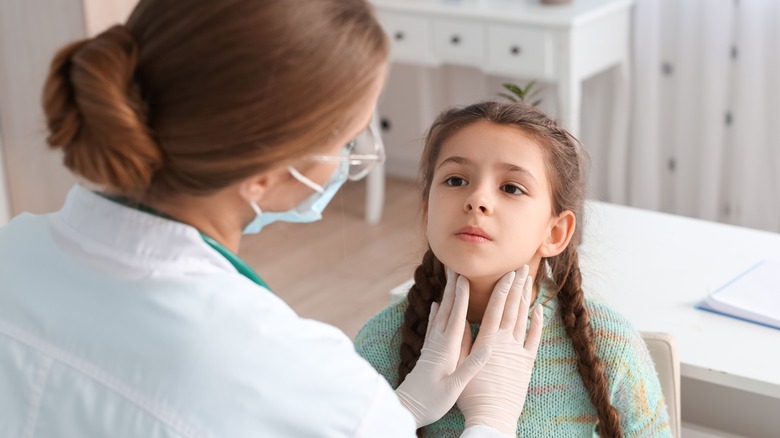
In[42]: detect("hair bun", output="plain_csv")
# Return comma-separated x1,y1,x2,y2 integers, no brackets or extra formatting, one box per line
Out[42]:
43,24,162,194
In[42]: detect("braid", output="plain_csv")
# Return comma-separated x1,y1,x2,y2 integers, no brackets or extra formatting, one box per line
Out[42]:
398,249,446,438
552,248,623,437
398,249,446,384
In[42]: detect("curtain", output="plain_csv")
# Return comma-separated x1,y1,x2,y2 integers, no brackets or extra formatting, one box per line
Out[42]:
626,0,780,231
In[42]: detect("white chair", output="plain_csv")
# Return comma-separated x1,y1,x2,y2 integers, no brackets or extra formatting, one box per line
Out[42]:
365,161,384,224
386,283,681,436
640,331,681,438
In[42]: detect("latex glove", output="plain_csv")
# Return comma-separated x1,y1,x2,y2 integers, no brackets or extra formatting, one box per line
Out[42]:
457,265,544,435
396,269,493,428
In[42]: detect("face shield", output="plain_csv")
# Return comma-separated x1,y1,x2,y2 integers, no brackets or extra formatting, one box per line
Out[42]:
306,117,385,181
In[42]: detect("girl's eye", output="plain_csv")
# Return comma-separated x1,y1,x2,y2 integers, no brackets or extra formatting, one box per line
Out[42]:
501,184,526,195
445,176,467,187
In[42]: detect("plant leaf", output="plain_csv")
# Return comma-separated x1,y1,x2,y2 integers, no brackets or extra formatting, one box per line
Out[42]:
522,80,537,96
502,83,524,98
500,81,544,105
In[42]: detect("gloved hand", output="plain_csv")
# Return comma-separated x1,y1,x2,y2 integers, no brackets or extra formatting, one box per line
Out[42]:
396,269,493,428
456,265,544,435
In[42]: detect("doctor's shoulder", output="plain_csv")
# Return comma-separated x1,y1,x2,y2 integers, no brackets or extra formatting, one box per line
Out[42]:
182,276,416,437
0,212,53,276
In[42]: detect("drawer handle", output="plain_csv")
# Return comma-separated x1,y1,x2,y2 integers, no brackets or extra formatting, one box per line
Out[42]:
450,35,461,45
510,45,522,56
394,31,405,41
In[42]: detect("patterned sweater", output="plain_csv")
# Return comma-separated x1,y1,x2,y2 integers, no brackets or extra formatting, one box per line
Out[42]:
355,288,671,437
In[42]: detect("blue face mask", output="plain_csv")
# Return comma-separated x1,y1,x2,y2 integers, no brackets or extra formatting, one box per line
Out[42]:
242,160,349,234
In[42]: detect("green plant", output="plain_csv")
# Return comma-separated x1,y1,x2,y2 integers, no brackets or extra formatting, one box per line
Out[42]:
498,81,542,106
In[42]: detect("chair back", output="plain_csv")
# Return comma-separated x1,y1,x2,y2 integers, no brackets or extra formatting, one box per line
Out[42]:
641,332,681,438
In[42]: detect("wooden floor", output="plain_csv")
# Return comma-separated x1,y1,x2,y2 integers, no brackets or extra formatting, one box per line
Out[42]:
238,177,424,338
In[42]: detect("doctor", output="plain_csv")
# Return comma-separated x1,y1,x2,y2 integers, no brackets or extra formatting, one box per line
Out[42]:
0,0,543,437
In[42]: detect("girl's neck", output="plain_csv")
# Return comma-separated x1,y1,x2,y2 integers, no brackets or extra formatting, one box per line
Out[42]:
465,268,542,323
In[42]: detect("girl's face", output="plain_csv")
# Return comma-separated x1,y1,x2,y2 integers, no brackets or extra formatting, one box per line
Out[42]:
426,121,559,284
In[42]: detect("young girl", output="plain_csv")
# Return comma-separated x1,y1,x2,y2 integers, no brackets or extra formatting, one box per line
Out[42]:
355,102,671,437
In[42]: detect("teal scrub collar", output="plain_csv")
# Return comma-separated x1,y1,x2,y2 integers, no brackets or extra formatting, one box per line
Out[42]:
198,232,270,290
96,192,271,291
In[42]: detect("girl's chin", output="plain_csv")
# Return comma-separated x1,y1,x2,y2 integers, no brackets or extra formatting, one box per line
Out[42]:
454,271,504,285
454,267,529,285
437,255,529,282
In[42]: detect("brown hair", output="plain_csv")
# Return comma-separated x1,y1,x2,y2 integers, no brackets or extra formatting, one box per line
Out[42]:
399,102,623,437
43,0,388,200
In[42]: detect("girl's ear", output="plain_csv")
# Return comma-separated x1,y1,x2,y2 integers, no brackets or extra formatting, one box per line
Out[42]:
539,210,576,258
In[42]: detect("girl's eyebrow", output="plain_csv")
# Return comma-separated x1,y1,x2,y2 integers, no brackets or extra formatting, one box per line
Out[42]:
437,156,539,185
500,162,539,185
436,155,471,169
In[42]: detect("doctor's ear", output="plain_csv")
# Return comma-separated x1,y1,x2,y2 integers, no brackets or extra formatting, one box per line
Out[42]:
538,210,576,258
238,170,283,204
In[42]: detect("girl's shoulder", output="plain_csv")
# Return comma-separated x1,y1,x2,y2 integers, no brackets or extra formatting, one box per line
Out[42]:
580,296,656,377
540,287,640,342
580,299,672,435
583,296,639,338
356,296,408,343
354,297,408,388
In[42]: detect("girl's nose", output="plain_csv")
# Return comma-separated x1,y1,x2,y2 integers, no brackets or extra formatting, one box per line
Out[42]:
464,187,492,215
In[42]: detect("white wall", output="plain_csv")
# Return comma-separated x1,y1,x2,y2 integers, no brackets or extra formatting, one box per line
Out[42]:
0,130,10,225
0,0,137,218
82,0,138,37
0,0,86,216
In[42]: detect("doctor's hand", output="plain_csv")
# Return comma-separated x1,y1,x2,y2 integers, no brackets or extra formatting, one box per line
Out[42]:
395,269,492,428
457,266,544,436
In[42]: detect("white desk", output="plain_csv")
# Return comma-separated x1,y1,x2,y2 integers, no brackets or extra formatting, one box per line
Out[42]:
581,201,780,399
369,0,634,216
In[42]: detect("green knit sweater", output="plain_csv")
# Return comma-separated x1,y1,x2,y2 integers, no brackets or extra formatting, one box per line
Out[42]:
355,288,671,437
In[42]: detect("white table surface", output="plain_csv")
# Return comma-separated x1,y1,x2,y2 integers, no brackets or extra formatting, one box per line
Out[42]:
580,201,780,399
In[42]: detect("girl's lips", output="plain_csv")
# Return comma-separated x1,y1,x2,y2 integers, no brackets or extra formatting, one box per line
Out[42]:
456,226,492,242
456,233,492,243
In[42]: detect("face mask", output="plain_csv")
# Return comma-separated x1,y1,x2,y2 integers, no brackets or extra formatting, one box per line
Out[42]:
242,160,349,234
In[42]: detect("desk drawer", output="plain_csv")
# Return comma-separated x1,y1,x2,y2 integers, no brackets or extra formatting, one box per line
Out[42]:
486,24,554,78
433,18,484,65
376,11,433,64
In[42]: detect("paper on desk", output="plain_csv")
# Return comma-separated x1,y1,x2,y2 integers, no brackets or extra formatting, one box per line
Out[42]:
696,260,780,330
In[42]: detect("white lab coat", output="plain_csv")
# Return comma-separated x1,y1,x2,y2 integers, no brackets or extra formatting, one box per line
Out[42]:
0,185,506,438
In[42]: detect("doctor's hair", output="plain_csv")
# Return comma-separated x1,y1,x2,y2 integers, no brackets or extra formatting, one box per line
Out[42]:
42,0,388,200
397,102,624,437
